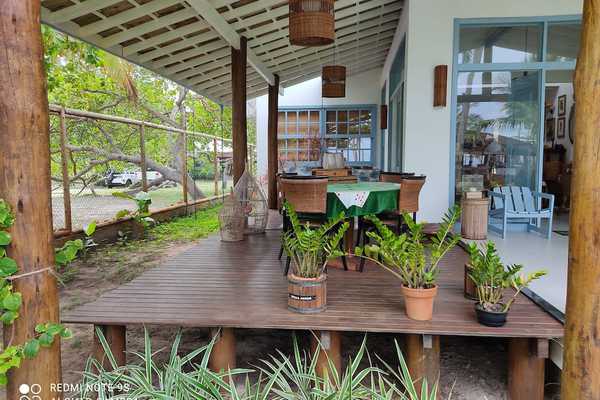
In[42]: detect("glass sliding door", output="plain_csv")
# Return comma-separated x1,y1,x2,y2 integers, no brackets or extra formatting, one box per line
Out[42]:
455,70,540,199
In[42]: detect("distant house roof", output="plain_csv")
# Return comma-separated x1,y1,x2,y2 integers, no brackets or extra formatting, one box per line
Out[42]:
41,0,401,104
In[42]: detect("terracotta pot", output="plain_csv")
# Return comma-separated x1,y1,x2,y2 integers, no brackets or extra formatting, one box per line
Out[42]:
400,285,438,321
288,273,327,313
464,263,478,300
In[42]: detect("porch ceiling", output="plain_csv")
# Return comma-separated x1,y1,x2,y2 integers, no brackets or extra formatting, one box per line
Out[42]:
41,0,402,104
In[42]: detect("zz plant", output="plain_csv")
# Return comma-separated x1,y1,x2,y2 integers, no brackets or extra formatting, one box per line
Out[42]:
468,241,547,312
282,201,348,279
356,205,461,288
0,199,72,385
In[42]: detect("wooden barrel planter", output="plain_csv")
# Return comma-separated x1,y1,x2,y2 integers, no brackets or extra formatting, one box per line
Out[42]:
288,273,327,313
461,197,489,240
464,263,478,300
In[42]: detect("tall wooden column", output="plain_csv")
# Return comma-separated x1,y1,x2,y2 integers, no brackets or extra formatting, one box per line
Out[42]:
405,334,440,391
562,1,600,398
0,1,62,398
267,74,280,209
231,36,248,184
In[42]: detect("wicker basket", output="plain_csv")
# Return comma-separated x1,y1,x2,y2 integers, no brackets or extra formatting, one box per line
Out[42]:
233,167,268,235
322,65,346,98
219,191,245,242
289,0,335,46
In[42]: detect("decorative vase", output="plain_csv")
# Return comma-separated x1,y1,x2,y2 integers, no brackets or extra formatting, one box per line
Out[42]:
288,273,327,313
464,263,478,300
475,303,508,327
400,285,438,321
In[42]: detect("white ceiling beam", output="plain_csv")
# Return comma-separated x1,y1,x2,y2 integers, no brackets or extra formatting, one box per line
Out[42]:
44,0,124,24
186,0,275,86
97,7,192,49
79,0,180,37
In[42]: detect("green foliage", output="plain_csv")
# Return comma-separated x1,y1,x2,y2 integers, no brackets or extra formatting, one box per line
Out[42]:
113,191,156,232
55,239,84,267
468,241,547,312
282,201,349,279
0,199,71,385
150,205,221,243
355,206,462,289
82,328,440,400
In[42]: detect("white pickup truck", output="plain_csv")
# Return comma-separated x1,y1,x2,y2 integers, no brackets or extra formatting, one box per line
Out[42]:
106,170,162,188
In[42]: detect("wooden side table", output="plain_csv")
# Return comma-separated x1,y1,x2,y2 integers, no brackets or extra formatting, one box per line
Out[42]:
461,197,489,240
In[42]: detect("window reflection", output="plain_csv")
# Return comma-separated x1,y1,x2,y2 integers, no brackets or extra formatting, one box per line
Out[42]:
455,71,540,200
458,25,542,64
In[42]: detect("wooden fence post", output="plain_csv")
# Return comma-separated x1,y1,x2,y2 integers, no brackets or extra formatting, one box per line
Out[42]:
140,123,148,192
59,107,72,232
213,138,219,196
231,36,248,184
561,1,600,398
0,1,62,397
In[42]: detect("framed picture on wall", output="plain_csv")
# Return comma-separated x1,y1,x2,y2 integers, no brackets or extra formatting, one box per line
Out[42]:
557,117,566,138
558,95,567,116
545,118,556,142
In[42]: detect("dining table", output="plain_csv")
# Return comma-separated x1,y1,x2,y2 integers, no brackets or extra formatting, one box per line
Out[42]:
325,181,400,270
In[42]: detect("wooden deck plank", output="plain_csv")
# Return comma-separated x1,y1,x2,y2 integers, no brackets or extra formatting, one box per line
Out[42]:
62,231,563,338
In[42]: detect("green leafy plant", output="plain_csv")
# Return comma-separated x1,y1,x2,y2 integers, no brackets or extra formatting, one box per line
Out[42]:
81,328,442,400
81,221,98,257
0,199,71,385
468,241,547,312
282,201,349,279
113,191,156,231
55,239,84,268
355,205,461,289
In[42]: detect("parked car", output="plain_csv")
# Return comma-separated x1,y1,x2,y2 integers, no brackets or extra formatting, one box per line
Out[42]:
105,169,162,188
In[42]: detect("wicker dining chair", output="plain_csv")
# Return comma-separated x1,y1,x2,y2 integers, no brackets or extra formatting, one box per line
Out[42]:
279,177,348,274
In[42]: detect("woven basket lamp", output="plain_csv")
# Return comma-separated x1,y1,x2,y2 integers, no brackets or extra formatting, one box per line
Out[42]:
289,0,335,46
322,65,346,98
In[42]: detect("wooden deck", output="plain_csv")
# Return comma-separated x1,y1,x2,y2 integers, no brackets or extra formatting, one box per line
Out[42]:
65,230,563,398
63,231,562,338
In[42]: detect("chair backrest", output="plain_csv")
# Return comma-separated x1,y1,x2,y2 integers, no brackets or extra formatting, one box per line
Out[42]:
280,177,328,214
398,176,426,213
492,186,536,212
379,171,415,184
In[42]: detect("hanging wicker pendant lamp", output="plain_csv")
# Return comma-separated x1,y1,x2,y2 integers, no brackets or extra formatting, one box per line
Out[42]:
289,0,335,46
322,65,346,98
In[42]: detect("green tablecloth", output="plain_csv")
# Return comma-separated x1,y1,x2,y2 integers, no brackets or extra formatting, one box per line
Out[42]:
326,182,400,218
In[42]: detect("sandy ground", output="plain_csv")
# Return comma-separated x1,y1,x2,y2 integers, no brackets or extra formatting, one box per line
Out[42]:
48,234,561,399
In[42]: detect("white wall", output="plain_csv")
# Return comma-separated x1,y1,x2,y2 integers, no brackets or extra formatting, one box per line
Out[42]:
256,68,382,178
381,0,583,222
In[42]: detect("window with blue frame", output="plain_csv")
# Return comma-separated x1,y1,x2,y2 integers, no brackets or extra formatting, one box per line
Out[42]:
451,16,581,203
278,106,376,167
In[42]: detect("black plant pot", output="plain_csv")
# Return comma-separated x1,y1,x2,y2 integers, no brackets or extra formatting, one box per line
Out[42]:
475,304,507,327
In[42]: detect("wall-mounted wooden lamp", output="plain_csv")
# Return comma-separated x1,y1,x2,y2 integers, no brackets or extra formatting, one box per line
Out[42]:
380,104,388,129
434,65,448,107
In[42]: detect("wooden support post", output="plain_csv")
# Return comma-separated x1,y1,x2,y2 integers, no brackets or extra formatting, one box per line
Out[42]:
310,331,342,380
93,325,127,370
59,107,73,232
562,2,600,398
231,36,248,185
405,334,440,390
140,124,148,192
267,74,280,210
0,1,62,397
508,338,545,400
209,328,236,373
181,108,189,204
213,138,219,196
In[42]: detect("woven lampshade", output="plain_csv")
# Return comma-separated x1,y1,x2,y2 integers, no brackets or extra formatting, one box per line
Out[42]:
322,65,346,98
289,0,335,46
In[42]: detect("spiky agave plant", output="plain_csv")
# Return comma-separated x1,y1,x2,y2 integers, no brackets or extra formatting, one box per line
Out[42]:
80,327,250,399
283,201,349,279
355,205,462,289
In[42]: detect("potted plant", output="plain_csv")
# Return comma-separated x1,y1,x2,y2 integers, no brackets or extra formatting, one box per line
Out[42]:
283,201,348,314
467,242,546,327
356,206,461,321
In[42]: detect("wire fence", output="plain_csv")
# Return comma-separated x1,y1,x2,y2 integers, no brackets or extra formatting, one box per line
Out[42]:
48,105,256,233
